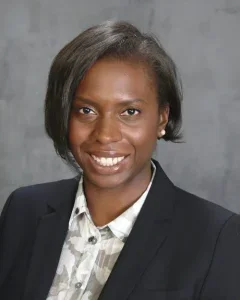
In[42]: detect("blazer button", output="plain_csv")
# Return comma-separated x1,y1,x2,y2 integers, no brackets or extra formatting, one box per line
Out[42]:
88,236,97,244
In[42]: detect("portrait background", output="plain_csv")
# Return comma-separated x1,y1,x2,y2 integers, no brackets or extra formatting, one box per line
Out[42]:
0,0,240,212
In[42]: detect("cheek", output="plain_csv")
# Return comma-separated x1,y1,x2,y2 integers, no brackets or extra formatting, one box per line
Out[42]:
124,124,158,151
130,117,159,141
68,118,87,146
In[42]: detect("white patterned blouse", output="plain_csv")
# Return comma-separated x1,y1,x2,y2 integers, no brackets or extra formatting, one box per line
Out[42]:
46,161,156,300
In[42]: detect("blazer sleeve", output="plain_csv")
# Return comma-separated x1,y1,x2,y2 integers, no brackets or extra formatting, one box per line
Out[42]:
0,192,15,286
200,213,240,300
0,192,13,229
0,190,28,288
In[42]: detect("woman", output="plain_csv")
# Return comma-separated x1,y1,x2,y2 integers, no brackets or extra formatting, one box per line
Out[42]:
0,20,239,300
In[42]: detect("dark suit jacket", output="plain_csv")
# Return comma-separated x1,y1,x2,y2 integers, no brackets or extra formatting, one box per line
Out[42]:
0,160,240,300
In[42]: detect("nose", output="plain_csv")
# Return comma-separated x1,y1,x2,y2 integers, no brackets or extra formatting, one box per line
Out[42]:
94,115,122,144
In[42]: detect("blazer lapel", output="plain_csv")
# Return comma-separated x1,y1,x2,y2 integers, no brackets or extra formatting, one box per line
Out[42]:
23,177,79,300
98,160,176,300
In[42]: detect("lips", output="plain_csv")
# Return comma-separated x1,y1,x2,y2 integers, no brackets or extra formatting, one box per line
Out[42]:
87,150,129,169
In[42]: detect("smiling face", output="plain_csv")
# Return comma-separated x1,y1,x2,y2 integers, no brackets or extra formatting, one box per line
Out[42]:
68,57,169,189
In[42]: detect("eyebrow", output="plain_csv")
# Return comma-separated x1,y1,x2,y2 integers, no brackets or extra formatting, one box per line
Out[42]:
74,96,147,107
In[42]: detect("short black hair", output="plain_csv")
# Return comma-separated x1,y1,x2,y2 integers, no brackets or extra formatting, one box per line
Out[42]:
45,20,183,170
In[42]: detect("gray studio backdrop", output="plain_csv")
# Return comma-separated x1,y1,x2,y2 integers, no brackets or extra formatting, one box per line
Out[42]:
0,0,240,213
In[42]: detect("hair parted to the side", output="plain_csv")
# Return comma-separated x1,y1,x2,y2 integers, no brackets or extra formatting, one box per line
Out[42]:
44,20,184,171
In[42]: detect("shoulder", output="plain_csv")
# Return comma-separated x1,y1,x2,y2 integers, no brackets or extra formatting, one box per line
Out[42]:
172,185,236,236
174,185,234,218
0,177,80,225
171,187,240,271
153,159,235,227
0,177,80,259
10,177,79,200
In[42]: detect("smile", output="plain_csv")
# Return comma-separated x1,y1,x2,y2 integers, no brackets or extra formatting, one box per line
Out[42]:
91,155,125,167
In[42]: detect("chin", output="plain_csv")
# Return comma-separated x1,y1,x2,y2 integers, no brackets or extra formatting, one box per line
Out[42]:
84,173,129,190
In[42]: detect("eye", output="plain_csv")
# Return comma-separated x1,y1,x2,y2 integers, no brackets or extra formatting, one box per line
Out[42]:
121,109,140,116
79,107,96,115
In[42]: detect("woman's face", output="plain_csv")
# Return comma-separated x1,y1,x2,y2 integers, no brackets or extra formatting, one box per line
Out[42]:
68,58,169,189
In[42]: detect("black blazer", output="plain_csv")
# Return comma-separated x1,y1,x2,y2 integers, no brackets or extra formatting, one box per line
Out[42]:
0,160,240,300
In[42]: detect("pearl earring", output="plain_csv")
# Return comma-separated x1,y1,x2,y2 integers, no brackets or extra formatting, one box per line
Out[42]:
157,129,166,140
160,129,166,136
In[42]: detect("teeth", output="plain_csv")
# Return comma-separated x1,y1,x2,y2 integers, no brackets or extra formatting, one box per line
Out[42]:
92,155,125,167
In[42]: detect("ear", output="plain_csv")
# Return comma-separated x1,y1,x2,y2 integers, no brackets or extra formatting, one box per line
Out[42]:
157,105,169,139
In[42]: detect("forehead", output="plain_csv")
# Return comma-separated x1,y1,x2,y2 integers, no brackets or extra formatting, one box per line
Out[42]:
75,58,156,100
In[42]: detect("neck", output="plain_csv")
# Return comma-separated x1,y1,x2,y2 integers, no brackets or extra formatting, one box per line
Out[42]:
83,162,152,227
